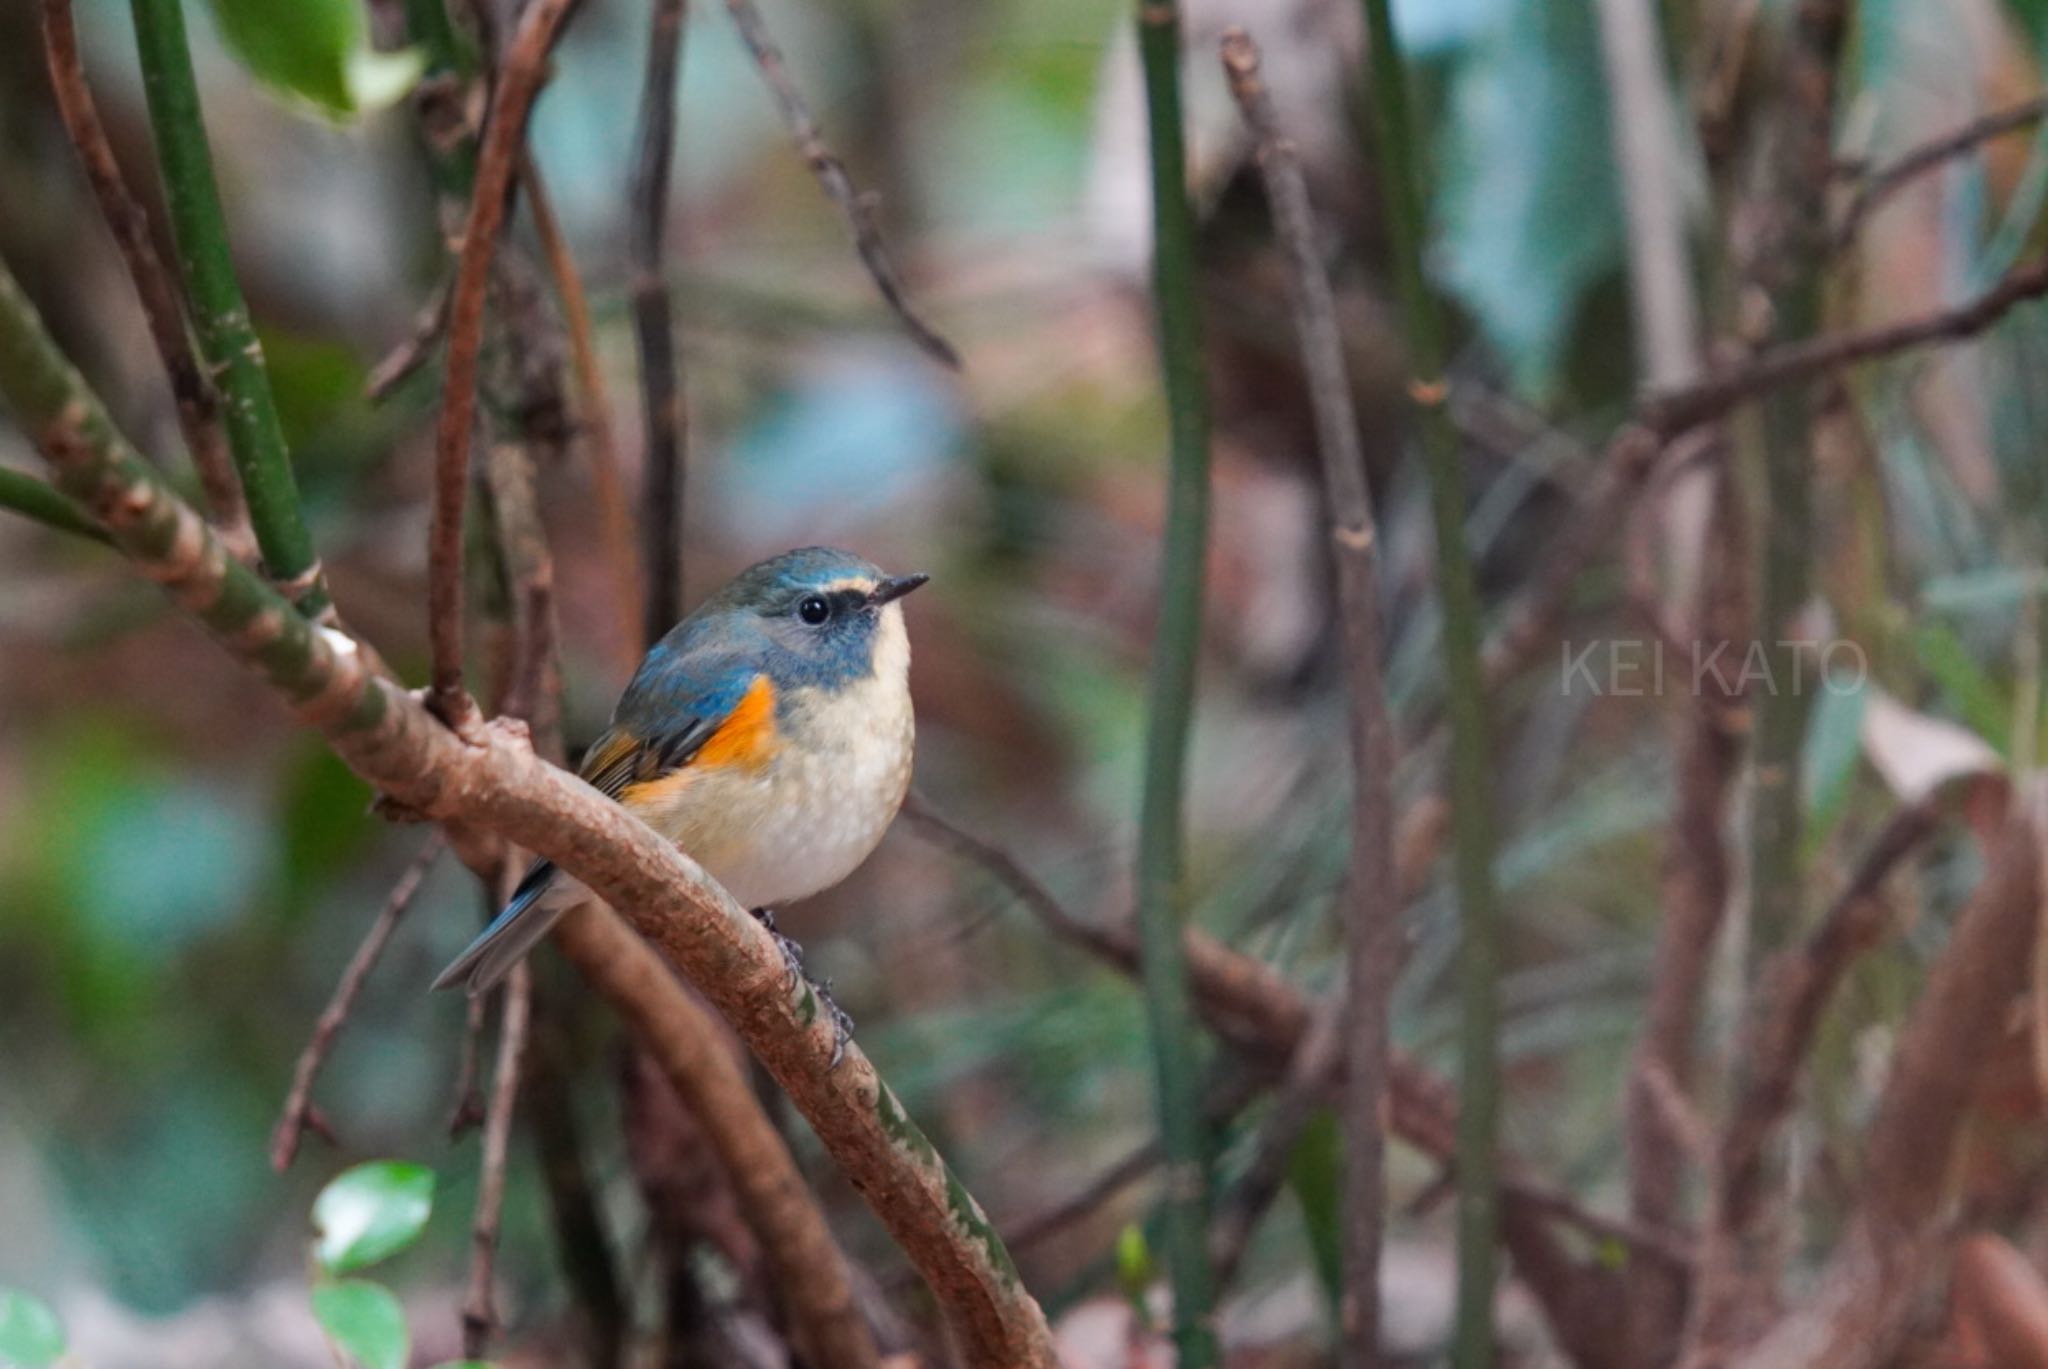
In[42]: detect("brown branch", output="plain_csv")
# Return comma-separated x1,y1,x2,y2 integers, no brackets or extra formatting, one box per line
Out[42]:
427,0,585,729
519,156,641,673
1220,32,1402,1359
7,318,1052,1361
1727,796,2043,1369
1837,96,2048,246
269,834,445,1171
364,281,450,402
461,959,531,1359
719,0,960,369
39,0,251,558
628,0,688,645
1621,468,1745,1361
1640,255,2048,440
553,906,881,1368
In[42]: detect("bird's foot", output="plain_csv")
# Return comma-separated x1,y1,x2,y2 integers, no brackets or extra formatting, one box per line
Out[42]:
751,909,856,1067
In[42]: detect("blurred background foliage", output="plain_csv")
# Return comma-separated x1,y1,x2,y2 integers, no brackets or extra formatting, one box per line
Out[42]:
3,0,2048,1362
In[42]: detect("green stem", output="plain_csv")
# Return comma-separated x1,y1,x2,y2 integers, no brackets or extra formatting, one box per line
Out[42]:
1133,4,1218,1364
0,466,110,544
1358,3,1504,1364
127,0,326,615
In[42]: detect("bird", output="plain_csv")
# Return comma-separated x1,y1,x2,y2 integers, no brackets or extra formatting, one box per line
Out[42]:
432,546,926,1054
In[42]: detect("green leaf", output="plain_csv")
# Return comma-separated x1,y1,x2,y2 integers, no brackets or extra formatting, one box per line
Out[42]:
312,1280,409,1369
0,1288,65,1369
313,1161,435,1274
1113,1223,1153,1310
1285,1109,1343,1309
1435,0,1628,395
207,0,423,118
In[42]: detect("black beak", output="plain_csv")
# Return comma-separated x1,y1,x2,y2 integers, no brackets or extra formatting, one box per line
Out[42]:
869,573,929,606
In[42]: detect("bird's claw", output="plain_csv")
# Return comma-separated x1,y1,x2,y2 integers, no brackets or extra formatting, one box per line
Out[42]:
752,908,856,1069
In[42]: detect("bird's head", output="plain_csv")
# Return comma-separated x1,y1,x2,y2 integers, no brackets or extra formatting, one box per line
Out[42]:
702,546,927,690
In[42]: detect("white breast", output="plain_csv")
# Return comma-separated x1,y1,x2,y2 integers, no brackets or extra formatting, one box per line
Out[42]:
653,605,914,911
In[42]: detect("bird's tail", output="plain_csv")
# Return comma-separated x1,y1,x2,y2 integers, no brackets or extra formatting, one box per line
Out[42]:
431,858,575,996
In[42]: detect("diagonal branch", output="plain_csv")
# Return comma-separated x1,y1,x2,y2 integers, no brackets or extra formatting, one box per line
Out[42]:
719,0,960,368
0,257,1054,1369
271,834,446,1171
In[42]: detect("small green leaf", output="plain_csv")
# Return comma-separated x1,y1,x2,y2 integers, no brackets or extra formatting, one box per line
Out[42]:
0,1288,66,1369
313,1161,435,1274
207,0,423,118
312,1280,408,1369
1802,668,1868,830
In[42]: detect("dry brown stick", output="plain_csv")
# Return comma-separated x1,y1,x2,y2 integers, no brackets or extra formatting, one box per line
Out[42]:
1220,33,1401,1360
270,834,446,1171
427,0,584,730
554,906,881,1368
1621,467,1745,1362
519,156,642,673
1727,795,2044,1369
1836,95,2048,246
1706,798,1944,1273
461,958,532,1359
1640,254,2048,439
628,0,689,645
365,282,451,402
719,0,960,369
39,0,252,558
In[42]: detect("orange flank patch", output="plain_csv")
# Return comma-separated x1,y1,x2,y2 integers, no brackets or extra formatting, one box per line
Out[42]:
696,675,781,769
618,674,781,812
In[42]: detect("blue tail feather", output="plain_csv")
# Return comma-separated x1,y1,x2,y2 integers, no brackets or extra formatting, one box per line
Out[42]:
430,858,565,995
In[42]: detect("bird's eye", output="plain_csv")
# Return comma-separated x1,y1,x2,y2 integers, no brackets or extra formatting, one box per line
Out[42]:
798,595,831,625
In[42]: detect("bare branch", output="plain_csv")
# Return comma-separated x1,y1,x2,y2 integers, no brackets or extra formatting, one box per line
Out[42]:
520,156,642,672
428,0,585,729
628,0,689,644
270,834,446,1171
1837,96,2048,245
461,961,531,1359
719,0,961,368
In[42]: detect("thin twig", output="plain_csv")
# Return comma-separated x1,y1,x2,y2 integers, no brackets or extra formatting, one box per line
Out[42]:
427,0,585,729
719,0,960,369
1641,256,2048,439
271,834,446,1171
41,0,251,558
1837,95,2048,246
520,155,642,672
629,0,688,646
365,281,451,402
1622,469,1745,1363
126,0,327,615
460,959,531,1359
1220,31,1400,1362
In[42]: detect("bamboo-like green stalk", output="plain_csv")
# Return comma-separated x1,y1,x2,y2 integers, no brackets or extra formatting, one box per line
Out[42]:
127,0,327,616
0,466,110,544
1357,3,1504,1364
1133,1,1218,1363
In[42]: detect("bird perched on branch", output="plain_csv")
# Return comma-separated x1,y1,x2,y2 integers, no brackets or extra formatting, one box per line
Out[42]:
433,546,926,1057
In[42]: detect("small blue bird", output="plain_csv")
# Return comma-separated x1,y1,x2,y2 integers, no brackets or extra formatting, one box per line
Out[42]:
433,547,926,1030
